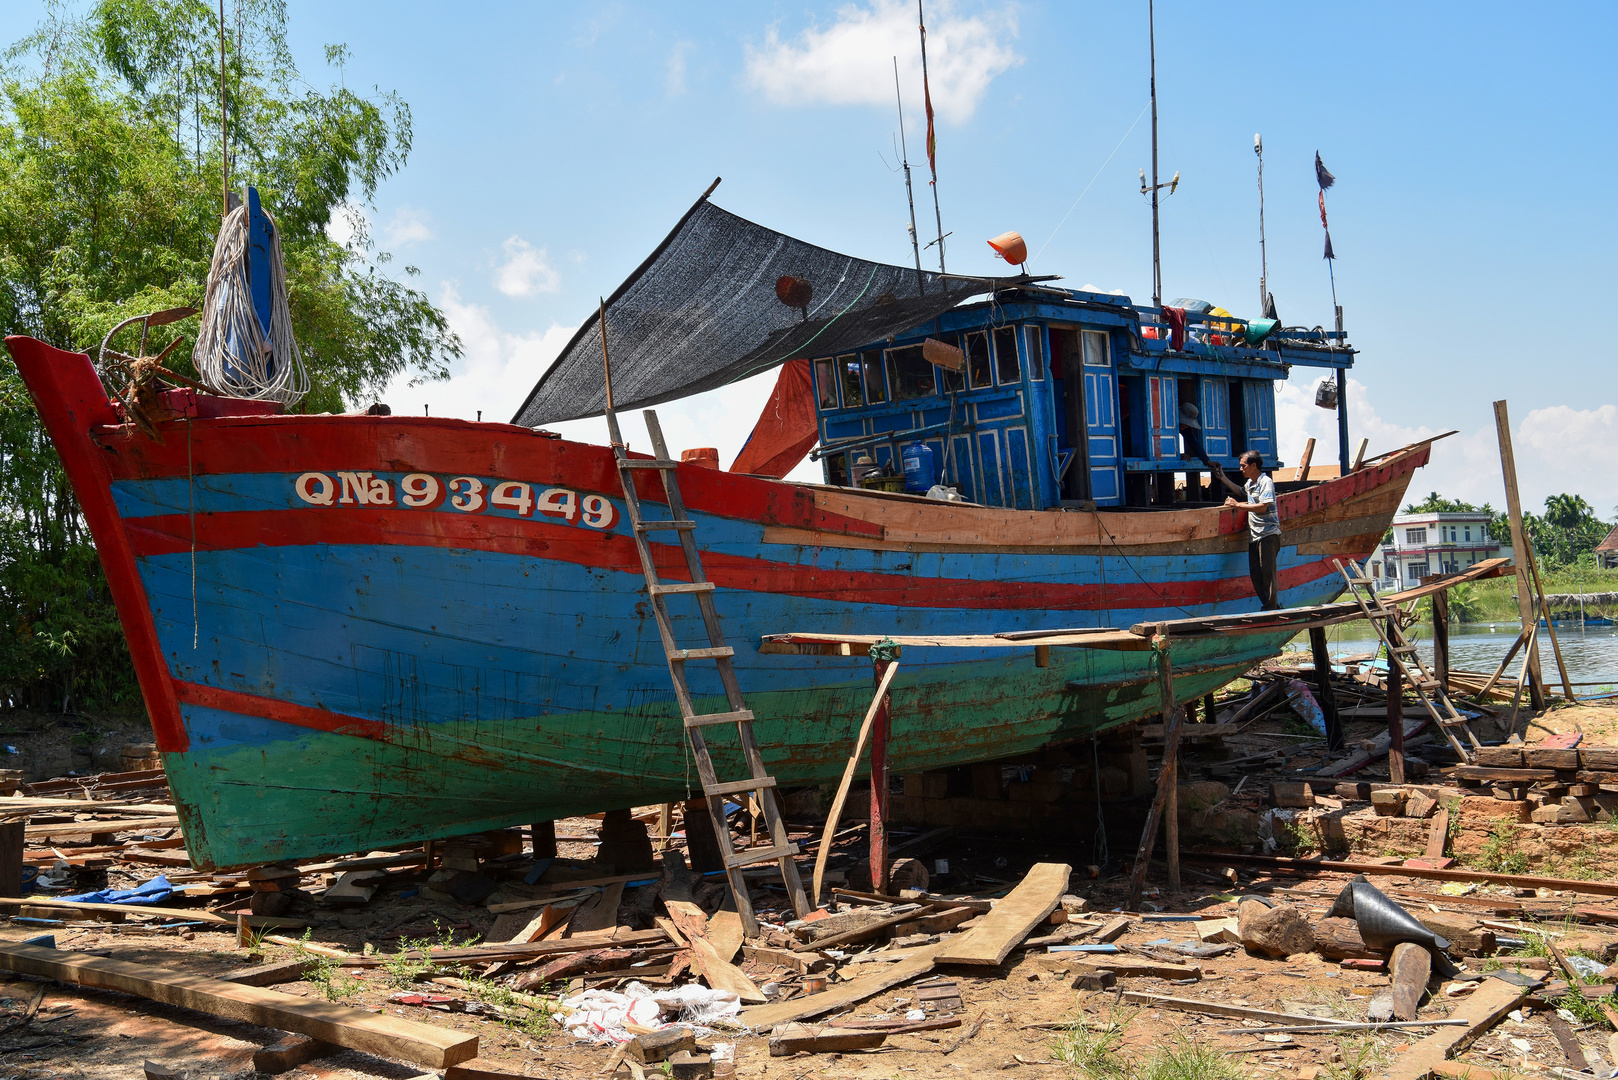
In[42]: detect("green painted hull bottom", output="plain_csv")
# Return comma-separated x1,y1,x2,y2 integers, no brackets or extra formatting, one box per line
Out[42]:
165,632,1287,869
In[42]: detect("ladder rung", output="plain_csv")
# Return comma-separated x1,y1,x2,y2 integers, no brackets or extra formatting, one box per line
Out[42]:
705,776,777,797
637,520,697,531
686,709,754,728
670,647,735,661
1412,679,1439,691
726,843,797,869
619,459,680,469
650,581,715,596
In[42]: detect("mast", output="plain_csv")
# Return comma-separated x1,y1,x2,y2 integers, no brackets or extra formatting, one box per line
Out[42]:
218,0,228,216
918,0,945,275
895,57,925,292
1256,133,1267,313
1148,0,1160,307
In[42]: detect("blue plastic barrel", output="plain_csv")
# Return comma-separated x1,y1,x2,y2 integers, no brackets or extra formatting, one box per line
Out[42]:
901,441,935,493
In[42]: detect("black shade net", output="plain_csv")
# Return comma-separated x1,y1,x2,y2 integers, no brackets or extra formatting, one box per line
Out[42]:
511,191,994,426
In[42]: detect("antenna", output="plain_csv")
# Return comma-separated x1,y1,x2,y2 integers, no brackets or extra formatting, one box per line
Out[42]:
1136,1,1178,306
918,0,945,275
218,0,228,217
894,57,925,292
1255,133,1267,314
1148,0,1159,306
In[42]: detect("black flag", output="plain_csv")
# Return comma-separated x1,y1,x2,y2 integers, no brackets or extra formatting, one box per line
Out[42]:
1315,151,1335,190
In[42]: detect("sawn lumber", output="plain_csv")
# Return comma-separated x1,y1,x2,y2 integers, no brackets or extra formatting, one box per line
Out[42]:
0,897,303,928
740,940,948,1030
1181,853,1618,898
0,942,477,1067
1386,976,1524,1080
935,862,1070,965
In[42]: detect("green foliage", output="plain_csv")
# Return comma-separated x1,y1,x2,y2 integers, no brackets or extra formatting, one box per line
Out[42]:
1051,1007,1133,1078
1138,1035,1243,1080
1478,822,1529,875
380,935,436,988
0,2,458,712
1403,492,1483,514
292,931,360,1002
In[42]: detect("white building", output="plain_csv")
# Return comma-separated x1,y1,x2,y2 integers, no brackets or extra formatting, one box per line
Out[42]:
1368,511,1501,590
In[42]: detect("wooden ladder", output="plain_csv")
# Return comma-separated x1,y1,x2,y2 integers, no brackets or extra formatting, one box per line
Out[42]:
1331,559,1481,764
605,406,811,936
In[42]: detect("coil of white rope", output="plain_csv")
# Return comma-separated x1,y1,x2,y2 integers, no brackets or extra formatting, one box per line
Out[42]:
191,203,309,404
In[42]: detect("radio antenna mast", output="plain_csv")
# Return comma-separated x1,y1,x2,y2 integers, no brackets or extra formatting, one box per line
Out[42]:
894,57,925,292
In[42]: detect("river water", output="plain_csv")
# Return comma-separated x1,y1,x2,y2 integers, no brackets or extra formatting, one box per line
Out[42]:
1309,623,1618,692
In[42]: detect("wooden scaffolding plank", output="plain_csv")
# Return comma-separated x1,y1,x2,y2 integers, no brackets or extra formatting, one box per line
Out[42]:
0,942,477,1067
934,862,1071,966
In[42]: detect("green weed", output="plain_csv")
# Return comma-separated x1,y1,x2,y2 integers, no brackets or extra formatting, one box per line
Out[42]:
381,935,437,987
1138,1033,1242,1080
1323,1034,1393,1080
293,932,361,1003
1050,1006,1132,1079
1479,823,1529,874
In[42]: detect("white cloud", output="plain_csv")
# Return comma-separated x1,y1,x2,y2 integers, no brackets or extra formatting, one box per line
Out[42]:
492,236,561,297
1275,373,1618,519
383,206,434,247
667,41,693,96
743,0,1020,124
385,286,821,484
324,201,368,251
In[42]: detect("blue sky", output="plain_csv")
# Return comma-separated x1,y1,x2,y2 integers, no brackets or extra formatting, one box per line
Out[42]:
7,1,1616,513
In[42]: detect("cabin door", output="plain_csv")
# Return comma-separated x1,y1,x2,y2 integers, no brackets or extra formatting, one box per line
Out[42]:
1079,329,1120,504
1240,380,1277,460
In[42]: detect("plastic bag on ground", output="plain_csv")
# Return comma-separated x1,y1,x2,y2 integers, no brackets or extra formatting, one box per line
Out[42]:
559,980,742,1044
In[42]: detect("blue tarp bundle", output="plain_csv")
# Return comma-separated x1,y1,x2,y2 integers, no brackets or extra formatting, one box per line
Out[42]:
61,874,174,906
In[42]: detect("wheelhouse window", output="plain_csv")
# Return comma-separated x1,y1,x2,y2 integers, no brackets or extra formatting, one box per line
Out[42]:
813,358,838,409
993,326,1020,385
1024,325,1046,380
1082,329,1111,366
861,349,887,403
887,345,936,401
839,354,864,408
1405,527,1427,544
965,331,992,389
938,333,965,394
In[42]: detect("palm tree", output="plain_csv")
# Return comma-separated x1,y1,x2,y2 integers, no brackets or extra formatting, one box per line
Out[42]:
1545,493,1594,531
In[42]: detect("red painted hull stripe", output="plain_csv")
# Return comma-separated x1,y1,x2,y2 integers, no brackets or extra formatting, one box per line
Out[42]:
175,681,390,741
124,507,1370,609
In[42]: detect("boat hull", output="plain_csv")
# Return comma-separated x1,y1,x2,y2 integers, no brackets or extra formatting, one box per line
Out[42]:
7,337,1427,868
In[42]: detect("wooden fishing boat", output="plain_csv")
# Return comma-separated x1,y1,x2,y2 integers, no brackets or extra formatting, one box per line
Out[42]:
6,195,1437,869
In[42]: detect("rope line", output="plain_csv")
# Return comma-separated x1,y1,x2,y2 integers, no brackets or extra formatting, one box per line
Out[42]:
192,203,310,404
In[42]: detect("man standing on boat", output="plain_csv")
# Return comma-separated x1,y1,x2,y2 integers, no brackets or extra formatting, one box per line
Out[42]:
1225,451,1281,610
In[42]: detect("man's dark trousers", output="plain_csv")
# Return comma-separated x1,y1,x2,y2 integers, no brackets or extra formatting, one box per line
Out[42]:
1248,535,1281,610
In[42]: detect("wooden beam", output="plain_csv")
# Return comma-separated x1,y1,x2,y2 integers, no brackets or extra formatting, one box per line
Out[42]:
811,660,901,907
740,940,947,1030
0,942,476,1067
1119,992,1354,1028
1389,942,1430,1021
1387,647,1405,784
0,823,21,903
1309,626,1344,752
1432,590,1450,696
0,897,302,929
869,656,894,896
1388,976,1524,1080
935,863,1070,966
1493,400,1545,700
1129,634,1180,907
1182,851,1618,898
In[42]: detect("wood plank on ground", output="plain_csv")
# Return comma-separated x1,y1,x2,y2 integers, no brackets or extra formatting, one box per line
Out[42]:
740,941,948,1030
1386,977,1524,1080
935,863,1070,966
0,897,303,928
0,942,477,1067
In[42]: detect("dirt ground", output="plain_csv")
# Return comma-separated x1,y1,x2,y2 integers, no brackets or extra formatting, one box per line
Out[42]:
3,828,1615,1080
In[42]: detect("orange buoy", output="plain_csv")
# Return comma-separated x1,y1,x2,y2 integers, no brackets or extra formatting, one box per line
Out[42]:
987,231,1027,266
681,447,720,469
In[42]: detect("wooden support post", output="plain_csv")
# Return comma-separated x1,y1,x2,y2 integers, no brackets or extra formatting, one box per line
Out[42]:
1128,635,1181,908
1493,400,1545,700
869,657,894,896
1309,627,1344,752
530,822,556,860
654,804,674,851
1520,531,1576,702
1296,437,1316,481
1387,653,1406,784
1352,437,1369,471
0,822,21,904
1432,590,1450,696
682,799,725,873
1203,693,1215,724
